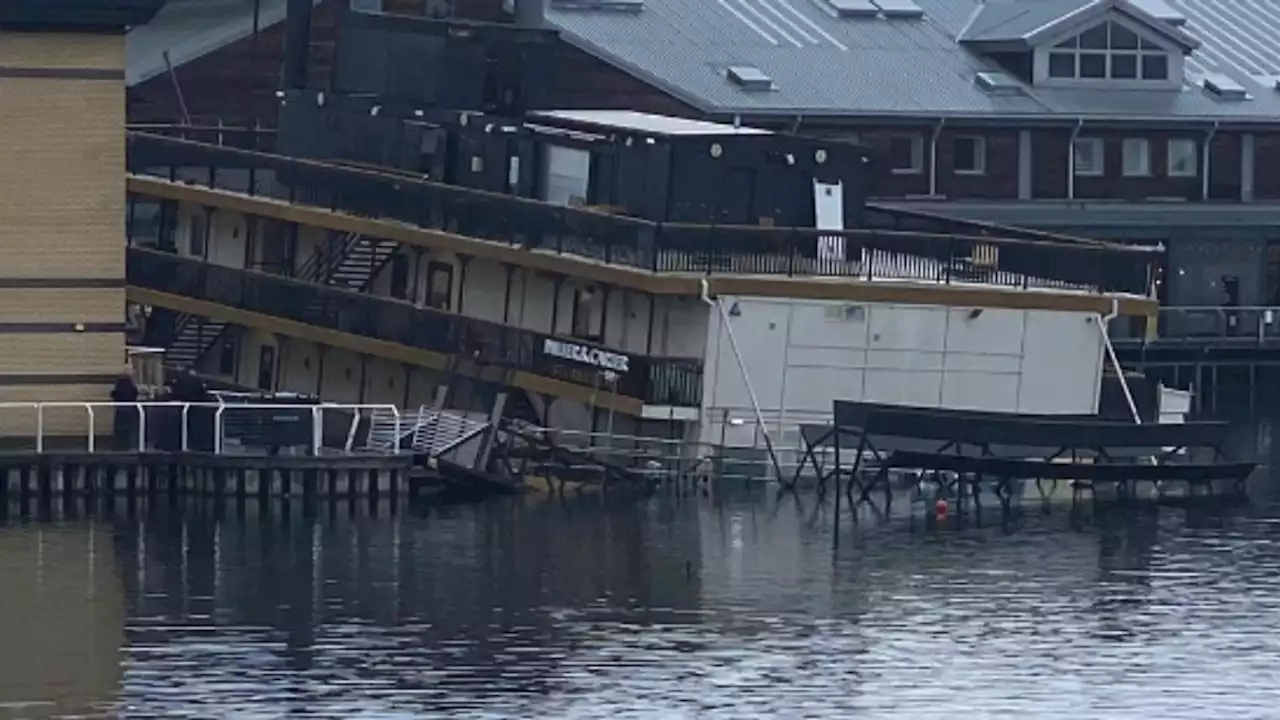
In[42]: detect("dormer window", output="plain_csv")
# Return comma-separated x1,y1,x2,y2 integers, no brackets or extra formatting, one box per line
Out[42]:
1046,21,1170,81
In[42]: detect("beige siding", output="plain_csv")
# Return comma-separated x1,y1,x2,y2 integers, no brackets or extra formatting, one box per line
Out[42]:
0,32,124,69
0,334,124,375
0,288,124,324
0,72,124,279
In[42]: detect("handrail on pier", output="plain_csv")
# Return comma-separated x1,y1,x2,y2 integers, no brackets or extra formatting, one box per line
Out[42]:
0,401,401,457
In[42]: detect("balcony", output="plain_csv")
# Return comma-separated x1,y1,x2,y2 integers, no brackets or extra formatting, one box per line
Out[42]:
126,248,703,408
125,132,1159,298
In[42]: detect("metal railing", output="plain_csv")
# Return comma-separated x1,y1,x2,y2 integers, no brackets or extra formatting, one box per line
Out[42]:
1113,306,1280,344
127,247,705,407
0,401,401,456
125,132,1159,296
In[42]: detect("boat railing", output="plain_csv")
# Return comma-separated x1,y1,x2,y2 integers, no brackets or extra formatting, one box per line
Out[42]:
1111,305,1280,344
0,402,402,457
125,131,1159,296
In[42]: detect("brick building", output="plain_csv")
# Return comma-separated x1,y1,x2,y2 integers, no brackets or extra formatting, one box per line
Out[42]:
126,0,1280,310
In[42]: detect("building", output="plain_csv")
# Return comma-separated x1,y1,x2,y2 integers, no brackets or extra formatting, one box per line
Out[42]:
128,0,1280,317
0,0,163,438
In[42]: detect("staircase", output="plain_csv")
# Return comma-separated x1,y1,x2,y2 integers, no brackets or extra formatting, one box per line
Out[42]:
164,315,231,371
319,234,400,292
163,232,400,373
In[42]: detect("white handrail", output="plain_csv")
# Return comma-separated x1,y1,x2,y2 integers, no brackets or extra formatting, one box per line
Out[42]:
0,401,400,457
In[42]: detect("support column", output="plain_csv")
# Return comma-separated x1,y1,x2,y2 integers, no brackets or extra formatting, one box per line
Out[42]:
456,254,471,315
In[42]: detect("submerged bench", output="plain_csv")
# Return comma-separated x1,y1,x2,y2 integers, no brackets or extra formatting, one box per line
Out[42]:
795,400,1254,500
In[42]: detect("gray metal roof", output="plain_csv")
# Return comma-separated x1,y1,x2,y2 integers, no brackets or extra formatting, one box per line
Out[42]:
126,0,1280,123
547,0,1280,121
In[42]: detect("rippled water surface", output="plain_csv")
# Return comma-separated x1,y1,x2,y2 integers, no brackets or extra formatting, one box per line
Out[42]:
4,488,1280,719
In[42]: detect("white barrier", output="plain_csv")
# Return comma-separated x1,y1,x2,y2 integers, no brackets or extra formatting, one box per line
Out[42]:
0,402,402,456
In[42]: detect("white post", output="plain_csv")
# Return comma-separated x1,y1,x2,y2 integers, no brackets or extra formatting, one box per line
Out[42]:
86,405,96,453
135,403,147,451
181,404,191,451
36,404,44,453
312,406,323,456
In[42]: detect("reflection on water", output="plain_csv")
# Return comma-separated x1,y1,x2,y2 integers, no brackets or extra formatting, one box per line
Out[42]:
3,490,1280,718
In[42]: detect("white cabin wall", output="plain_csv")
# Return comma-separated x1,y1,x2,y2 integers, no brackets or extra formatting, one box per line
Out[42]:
700,296,1106,446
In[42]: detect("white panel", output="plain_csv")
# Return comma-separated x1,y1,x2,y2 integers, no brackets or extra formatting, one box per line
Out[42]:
941,371,1019,411
864,369,943,407
783,367,866,411
1018,310,1102,414
943,307,1023,354
708,298,789,413
542,145,591,206
868,305,946,351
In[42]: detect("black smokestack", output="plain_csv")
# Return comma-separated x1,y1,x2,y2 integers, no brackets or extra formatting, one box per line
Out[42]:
514,0,545,28
283,0,313,90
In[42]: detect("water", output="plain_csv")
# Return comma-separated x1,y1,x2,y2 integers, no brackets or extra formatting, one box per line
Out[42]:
4,489,1280,719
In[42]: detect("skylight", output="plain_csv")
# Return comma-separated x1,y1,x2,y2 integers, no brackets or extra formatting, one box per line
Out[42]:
825,0,878,18
872,0,924,19
727,65,773,92
1202,73,1249,101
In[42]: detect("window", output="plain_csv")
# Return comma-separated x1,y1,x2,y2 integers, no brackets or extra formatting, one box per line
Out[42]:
1046,20,1170,82
1167,138,1198,177
1122,138,1150,176
889,134,923,174
952,136,986,174
188,214,207,258
1073,137,1104,176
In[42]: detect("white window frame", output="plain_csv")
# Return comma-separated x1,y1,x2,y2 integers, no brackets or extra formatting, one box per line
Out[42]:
1073,137,1105,177
1034,14,1182,90
953,136,987,175
1122,138,1151,177
1167,138,1198,177
889,134,924,175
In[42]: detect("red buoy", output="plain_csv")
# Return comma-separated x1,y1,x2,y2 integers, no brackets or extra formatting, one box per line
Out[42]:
935,498,949,518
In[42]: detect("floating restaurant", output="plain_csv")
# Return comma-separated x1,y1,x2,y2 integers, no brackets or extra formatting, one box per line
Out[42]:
0,0,1176,501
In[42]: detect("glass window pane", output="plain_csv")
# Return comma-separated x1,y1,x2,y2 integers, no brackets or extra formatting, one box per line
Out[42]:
889,136,921,172
1055,36,1078,49
1080,23,1109,49
1112,53,1138,79
1074,138,1103,175
1142,53,1168,80
1049,52,1076,78
1168,139,1197,176
1080,53,1107,78
1111,23,1140,49
1123,138,1149,176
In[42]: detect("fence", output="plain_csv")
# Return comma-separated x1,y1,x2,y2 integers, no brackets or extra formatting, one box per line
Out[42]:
0,402,401,456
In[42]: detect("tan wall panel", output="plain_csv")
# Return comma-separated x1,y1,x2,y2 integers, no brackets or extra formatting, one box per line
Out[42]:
0,334,124,375
0,288,124,324
0,384,116,438
0,32,124,70
0,77,123,280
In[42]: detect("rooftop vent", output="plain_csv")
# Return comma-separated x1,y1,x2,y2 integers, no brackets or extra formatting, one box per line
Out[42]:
1202,73,1249,101
727,65,773,92
825,0,879,18
974,71,1024,95
1129,0,1186,26
549,0,643,11
872,0,924,19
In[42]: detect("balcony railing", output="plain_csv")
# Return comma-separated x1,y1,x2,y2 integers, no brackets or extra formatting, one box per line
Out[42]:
1113,306,1280,346
125,132,1160,296
126,248,703,408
